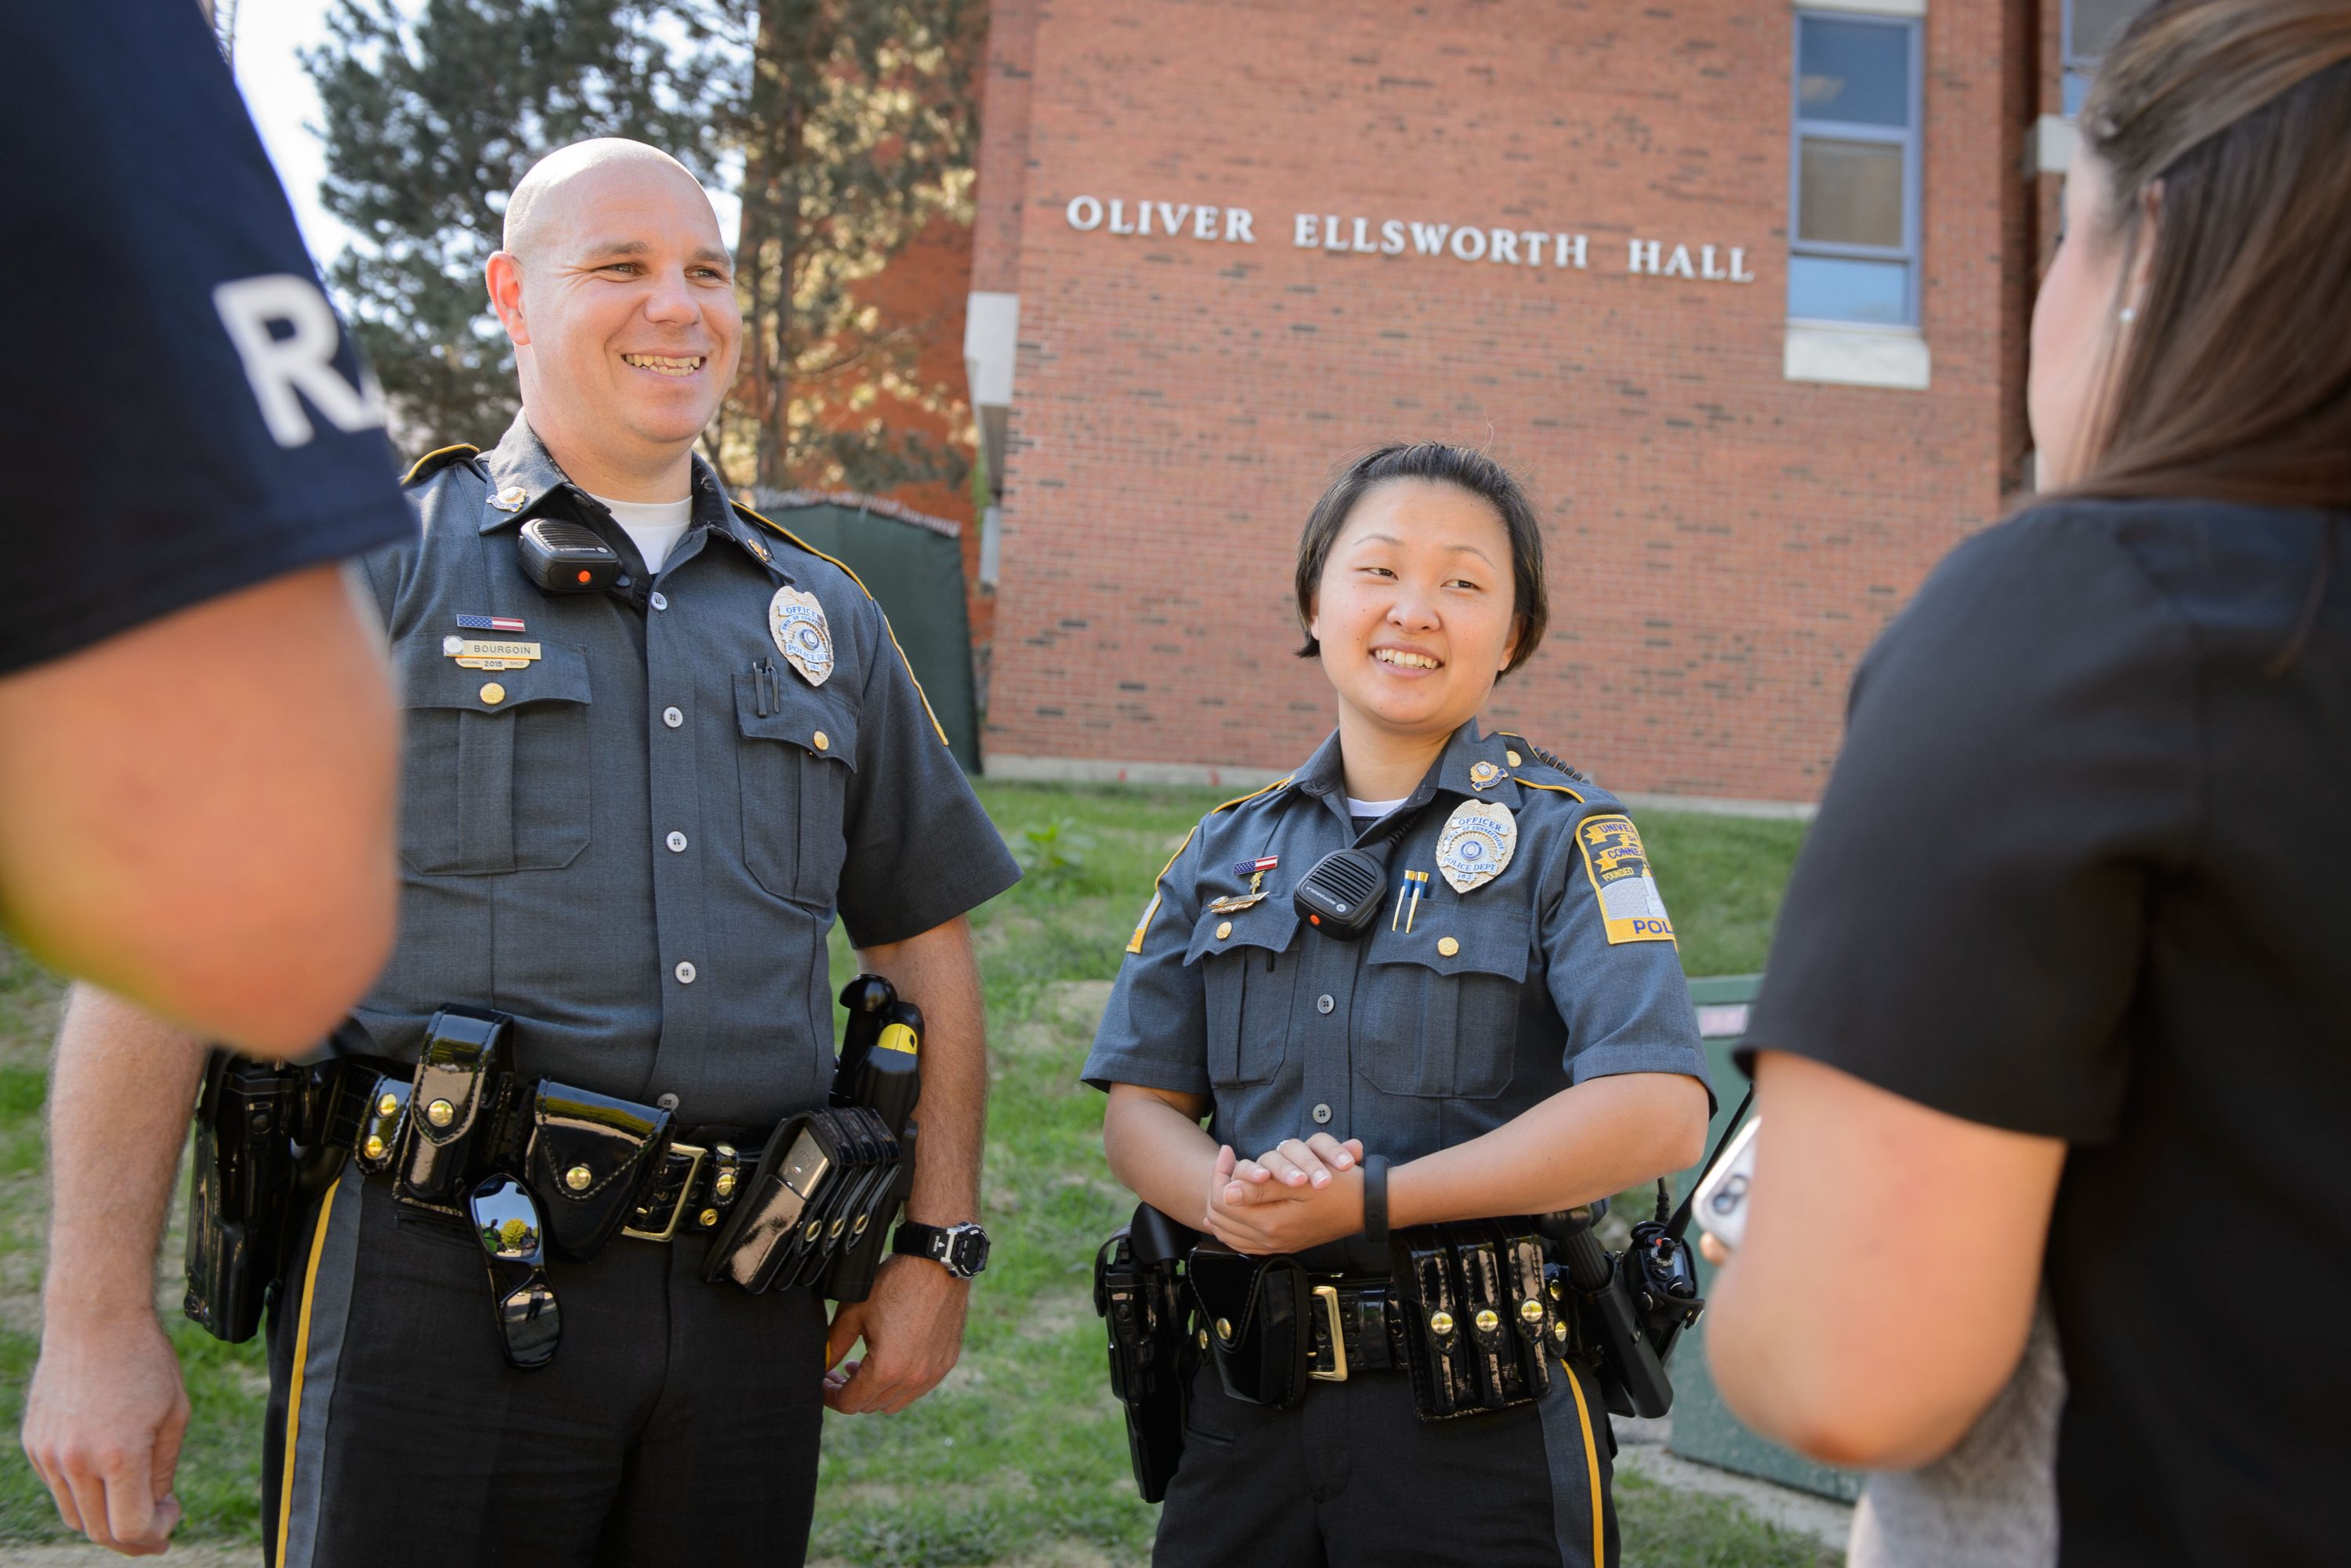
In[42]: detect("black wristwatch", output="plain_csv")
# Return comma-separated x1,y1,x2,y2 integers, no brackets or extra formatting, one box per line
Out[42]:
891,1220,991,1280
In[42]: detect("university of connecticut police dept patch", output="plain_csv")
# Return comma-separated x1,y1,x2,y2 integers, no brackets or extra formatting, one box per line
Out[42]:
1575,814,1676,943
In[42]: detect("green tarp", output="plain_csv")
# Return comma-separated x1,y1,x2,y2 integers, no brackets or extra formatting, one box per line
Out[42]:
749,491,981,770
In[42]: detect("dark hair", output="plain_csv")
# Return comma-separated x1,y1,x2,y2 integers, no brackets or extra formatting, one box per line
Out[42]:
2067,0,2351,509
1292,444,1549,675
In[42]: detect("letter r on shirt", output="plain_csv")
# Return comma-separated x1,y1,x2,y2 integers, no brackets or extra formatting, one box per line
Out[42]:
214,273,386,448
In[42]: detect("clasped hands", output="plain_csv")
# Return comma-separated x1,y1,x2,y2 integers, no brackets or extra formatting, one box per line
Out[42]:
1202,1132,1374,1255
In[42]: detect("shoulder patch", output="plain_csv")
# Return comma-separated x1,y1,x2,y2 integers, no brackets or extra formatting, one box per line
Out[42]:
400,443,483,487
733,500,949,748
1574,813,1676,946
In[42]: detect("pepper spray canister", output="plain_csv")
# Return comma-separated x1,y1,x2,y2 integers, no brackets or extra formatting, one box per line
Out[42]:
832,973,897,1101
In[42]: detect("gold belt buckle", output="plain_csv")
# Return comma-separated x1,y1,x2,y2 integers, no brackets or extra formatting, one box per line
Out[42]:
1310,1284,1349,1382
621,1142,707,1242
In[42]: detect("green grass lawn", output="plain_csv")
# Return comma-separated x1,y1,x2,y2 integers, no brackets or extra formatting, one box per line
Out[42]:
0,781,1814,1565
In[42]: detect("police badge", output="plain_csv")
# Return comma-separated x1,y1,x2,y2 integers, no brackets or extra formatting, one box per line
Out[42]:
1435,799,1517,893
768,585,834,686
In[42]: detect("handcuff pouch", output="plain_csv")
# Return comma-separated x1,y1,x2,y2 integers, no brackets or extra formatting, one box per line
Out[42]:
399,1006,511,1205
524,1080,675,1261
1186,1244,1310,1409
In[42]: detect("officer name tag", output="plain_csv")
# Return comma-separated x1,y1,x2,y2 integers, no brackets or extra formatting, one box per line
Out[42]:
1575,814,1676,944
1436,799,1516,893
441,637,542,671
769,586,834,686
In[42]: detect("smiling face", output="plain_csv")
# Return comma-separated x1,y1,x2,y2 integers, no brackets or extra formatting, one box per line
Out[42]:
1308,478,1520,747
487,143,741,494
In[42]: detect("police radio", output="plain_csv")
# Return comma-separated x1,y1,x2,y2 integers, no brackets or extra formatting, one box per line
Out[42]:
1293,802,1432,941
517,518,623,593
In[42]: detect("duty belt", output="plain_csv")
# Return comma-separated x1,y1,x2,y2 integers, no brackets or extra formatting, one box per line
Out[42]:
1301,1276,1410,1382
327,1056,767,1247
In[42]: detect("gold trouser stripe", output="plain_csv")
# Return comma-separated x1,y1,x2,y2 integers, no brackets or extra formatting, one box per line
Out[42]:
1563,1359,1606,1567
733,504,951,747
275,1178,342,1566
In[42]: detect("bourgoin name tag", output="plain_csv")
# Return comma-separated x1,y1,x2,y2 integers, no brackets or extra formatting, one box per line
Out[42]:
444,638,542,672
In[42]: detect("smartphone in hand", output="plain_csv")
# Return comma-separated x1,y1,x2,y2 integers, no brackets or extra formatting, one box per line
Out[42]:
1691,1117,1762,1252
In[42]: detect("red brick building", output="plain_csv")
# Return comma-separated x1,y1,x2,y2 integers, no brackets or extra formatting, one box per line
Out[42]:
962,0,2146,807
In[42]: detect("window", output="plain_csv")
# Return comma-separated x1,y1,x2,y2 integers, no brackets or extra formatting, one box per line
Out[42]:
1788,13,1922,328
2063,0,2157,115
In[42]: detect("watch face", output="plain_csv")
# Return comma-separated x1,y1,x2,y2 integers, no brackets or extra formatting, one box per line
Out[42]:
947,1226,991,1276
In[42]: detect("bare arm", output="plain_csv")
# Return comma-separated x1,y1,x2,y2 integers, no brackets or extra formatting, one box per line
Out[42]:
1102,1081,1219,1222
1107,1072,1703,1258
0,563,399,1057
1703,1050,2067,1469
857,914,986,1231
20,986,210,1555
824,915,986,1414
1389,1072,1708,1226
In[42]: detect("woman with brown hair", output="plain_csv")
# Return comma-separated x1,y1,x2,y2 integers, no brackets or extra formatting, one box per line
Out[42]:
1700,2,2351,1565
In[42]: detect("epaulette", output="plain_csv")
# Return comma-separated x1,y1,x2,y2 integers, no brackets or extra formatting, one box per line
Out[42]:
400,443,483,486
1209,777,1294,814
731,499,951,748
1495,732,1589,784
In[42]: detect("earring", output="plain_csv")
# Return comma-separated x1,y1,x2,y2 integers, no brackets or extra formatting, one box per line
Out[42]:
2118,306,2138,324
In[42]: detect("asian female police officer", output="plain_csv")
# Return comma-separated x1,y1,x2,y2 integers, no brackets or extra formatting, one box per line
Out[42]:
1083,444,1714,1567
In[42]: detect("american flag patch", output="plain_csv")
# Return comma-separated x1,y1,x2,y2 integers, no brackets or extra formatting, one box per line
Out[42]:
1230,856,1278,878
457,614,527,633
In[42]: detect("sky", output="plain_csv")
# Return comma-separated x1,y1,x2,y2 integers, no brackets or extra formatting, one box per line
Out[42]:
230,0,357,263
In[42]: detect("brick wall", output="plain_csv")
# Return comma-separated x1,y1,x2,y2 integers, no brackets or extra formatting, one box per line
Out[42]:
977,0,2036,802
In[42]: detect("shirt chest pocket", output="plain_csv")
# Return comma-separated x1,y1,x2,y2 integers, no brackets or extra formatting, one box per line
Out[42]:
1184,904,1303,1088
1356,901,1531,1099
397,640,594,876
735,672,858,906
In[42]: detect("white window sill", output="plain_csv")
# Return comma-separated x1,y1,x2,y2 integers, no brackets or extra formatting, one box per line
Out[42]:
1784,320,1931,390
2034,114,2078,175
1794,0,1926,16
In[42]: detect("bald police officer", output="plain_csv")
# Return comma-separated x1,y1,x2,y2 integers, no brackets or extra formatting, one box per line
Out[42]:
26,139,1017,1565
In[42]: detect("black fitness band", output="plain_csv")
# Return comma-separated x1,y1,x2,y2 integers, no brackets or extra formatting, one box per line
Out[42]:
1360,1153,1389,1246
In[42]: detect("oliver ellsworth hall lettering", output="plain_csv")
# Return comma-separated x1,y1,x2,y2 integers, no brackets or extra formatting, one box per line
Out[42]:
1063,195,1757,284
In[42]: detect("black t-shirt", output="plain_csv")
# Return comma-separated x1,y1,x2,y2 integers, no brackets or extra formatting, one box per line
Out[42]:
1744,498,2349,1568
0,1,413,677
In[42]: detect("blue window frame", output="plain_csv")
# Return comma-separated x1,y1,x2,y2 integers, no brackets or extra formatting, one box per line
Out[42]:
1788,12,1923,328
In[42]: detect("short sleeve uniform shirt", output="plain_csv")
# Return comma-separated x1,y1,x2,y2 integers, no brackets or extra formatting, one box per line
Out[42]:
1744,499,2351,1568
0,1,411,675
344,418,1019,1127
1085,722,1712,1266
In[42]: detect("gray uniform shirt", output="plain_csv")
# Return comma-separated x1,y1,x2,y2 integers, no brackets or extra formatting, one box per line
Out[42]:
1085,723,1711,1260
342,416,1019,1127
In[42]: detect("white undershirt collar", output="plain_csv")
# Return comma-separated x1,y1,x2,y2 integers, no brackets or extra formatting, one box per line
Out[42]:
588,491,694,574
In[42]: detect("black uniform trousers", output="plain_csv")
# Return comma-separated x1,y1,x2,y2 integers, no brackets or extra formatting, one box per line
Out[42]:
262,1174,828,1568
1154,1353,1620,1567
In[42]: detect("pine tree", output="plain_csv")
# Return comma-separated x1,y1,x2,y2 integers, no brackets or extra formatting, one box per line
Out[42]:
308,0,978,493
